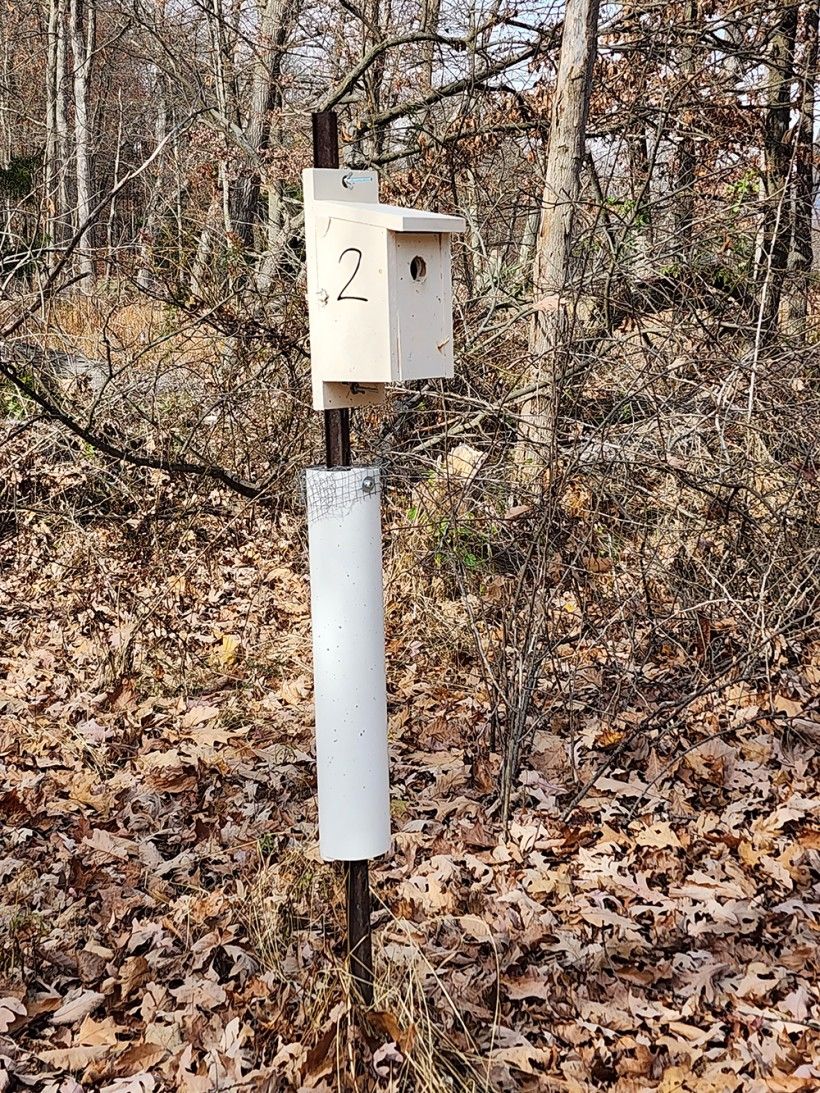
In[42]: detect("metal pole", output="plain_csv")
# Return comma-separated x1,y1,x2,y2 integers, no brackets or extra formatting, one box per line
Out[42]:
312,107,374,1007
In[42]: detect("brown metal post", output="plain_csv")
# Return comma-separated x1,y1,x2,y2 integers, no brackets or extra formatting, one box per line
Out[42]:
324,407,351,468
312,108,373,1006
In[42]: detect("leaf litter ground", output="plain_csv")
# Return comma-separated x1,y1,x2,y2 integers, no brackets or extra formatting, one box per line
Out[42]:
1,470,819,1092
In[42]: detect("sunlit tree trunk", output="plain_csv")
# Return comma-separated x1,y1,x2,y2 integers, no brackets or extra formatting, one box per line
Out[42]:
136,69,167,293
420,0,440,91
190,193,221,298
362,0,387,161
518,204,540,272
0,14,14,166
230,0,298,252
255,182,284,292
517,0,600,476
628,126,654,281
44,0,71,269
674,0,699,262
206,0,240,242
786,0,818,334
55,0,70,227
757,0,797,331
45,0,59,260
69,0,96,291
105,90,124,280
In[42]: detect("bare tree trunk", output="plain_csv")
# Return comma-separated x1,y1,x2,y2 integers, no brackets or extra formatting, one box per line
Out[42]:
256,180,284,292
628,126,654,281
69,0,96,292
786,0,818,334
55,0,70,228
0,15,14,165
230,0,297,250
45,0,59,263
674,0,699,262
420,0,440,91
105,90,124,280
206,0,240,245
190,193,221,298
517,0,599,475
461,166,481,295
757,0,797,331
362,0,388,161
136,70,167,293
518,203,540,271
44,0,72,267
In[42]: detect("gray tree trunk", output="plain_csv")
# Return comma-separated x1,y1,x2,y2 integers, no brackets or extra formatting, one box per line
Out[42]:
105,90,124,280
757,0,797,331
190,193,221,298
45,0,72,266
785,1,818,334
517,0,600,475
362,0,388,161
230,0,298,253
674,0,699,262
420,0,441,91
69,0,96,291
136,70,168,294
45,0,59,264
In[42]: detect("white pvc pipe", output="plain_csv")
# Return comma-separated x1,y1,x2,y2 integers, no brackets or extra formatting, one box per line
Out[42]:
306,466,391,861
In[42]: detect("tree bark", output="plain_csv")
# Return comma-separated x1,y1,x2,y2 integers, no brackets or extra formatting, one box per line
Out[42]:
785,0,818,334
105,90,124,280
230,0,298,252
205,0,240,245
419,0,440,91
136,69,167,293
517,0,599,475
45,0,59,266
190,192,221,298
45,0,72,265
362,0,388,161
674,0,699,262
69,0,96,291
757,0,797,331
628,125,654,281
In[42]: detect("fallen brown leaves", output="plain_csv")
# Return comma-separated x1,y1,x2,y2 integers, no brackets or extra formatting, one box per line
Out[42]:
1,458,818,1091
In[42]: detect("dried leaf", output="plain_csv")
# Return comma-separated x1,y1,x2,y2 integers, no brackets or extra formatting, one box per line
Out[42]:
503,969,552,1000
51,990,105,1026
278,676,310,706
77,1013,123,1047
636,821,683,849
37,1046,107,1070
113,1043,167,1077
0,997,25,1033
217,633,241,665
169,976,227,1010
459,913,492,942
99,1075,157,1093
180,705,220,729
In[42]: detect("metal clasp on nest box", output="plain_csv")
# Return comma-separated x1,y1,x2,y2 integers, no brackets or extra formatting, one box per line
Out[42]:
342,172,375,190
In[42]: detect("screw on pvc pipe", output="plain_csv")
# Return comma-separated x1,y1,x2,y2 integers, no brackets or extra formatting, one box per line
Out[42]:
362,476,376,494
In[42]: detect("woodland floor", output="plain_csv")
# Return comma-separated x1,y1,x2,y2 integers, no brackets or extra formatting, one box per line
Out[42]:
1,443,819,1092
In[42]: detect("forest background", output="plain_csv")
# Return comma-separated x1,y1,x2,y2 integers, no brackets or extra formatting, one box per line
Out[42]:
1,0,820,1089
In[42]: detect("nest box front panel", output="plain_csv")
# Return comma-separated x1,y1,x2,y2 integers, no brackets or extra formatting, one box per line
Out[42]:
311,217,393,384
392,233,454,381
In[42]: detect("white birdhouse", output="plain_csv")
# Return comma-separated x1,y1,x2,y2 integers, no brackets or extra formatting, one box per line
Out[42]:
303,168,465,410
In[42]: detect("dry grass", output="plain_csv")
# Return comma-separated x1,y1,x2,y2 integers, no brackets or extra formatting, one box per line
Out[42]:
237,852,499,1091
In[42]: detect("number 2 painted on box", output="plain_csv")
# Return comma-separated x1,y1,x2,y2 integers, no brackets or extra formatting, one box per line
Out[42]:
337,248,368,302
